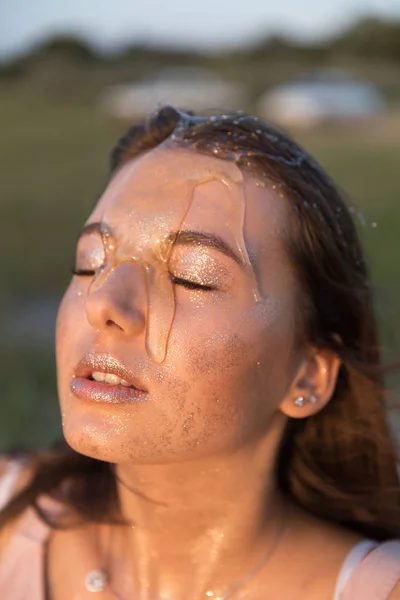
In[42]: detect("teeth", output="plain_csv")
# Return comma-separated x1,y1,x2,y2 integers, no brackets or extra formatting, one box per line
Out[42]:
119,379,132,387
104,373,123,386
92,371,132,387
92,371,105,382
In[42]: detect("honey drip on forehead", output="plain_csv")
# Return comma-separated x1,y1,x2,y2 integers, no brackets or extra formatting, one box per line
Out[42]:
219,176,260,304
88,145,260,363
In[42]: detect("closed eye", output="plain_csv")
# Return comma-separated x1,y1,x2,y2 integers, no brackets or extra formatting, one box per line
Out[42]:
169,275,215,291
72,269,215,291
72,268,96,276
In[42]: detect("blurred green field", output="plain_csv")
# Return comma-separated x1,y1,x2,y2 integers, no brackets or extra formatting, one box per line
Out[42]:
1,82,399,450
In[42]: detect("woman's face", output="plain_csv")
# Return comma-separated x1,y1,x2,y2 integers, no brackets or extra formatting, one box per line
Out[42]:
56,146,300,463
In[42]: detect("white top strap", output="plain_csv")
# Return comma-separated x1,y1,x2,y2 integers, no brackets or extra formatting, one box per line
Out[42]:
0,461,23,510
333,539,378,600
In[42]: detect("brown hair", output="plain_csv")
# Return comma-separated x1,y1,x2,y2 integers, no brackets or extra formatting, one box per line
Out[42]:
1,106,399,538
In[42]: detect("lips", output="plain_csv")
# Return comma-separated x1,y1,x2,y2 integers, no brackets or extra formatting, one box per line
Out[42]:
70,353,149,404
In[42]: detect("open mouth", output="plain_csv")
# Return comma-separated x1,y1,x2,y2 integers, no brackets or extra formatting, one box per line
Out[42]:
71,354,149,404
89,371,136,388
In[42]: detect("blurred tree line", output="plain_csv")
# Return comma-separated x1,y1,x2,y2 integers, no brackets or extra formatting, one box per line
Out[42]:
1,16,399,105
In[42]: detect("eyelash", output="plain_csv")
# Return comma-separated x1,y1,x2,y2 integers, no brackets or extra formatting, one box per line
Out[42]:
72,268,96,276
169,275,215,292
72,269,214,292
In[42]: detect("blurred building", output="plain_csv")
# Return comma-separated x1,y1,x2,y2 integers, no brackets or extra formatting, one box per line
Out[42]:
100,67,246,120
258,70,385,127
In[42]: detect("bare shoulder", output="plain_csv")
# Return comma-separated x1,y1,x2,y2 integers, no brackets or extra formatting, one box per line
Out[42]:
0,455,25,496
389,583,400,599
288,504,364,556
266,506,366,600
0,455,16,477
386,546,400,599
0,454,35,497
0,454,36,558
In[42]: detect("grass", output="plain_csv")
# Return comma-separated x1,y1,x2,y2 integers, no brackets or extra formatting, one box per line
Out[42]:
1,82,399,449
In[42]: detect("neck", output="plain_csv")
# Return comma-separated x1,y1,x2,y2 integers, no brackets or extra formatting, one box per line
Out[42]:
111,420,287,600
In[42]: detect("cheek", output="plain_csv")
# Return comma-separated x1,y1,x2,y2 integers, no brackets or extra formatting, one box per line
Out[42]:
178,297,294,383
164,297,296,447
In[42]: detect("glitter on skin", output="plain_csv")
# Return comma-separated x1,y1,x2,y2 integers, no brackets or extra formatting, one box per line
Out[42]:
77,146,261,364
57,143,297,465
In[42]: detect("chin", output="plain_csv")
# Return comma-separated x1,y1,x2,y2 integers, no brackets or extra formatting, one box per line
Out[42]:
59,391,244,465
62,420,120,464
59,392,154,463
62,418,231,467
60,410,176,465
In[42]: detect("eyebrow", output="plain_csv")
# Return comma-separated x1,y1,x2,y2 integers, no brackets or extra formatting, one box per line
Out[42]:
79,222,244,267
167,230,244,266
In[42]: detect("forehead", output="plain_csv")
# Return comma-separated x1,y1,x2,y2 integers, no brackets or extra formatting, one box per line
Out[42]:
90,146,289,281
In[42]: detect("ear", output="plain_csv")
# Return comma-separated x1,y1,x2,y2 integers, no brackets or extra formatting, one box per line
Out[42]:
279,347,341,419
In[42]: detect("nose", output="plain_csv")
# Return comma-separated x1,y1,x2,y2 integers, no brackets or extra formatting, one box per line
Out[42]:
85,262,146,336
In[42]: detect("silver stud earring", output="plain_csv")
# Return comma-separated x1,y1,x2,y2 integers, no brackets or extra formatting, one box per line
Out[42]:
294,396,306,407
294,395,318,407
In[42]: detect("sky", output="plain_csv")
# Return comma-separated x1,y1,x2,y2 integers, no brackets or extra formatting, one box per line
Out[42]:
1,0,400,59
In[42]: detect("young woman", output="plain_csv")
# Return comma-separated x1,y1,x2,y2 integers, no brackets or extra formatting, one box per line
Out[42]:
0,106,399,599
